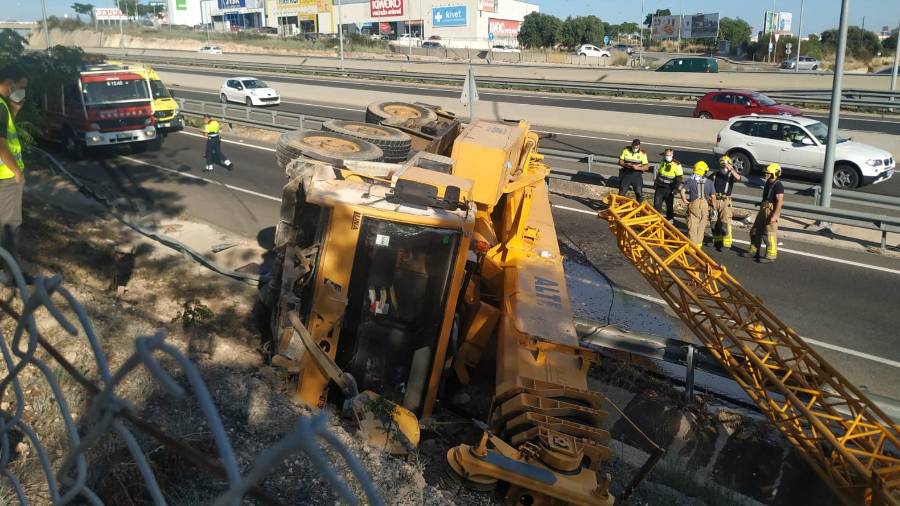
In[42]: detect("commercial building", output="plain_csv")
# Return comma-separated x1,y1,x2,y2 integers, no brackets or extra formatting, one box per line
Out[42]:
265,0,334,34
163,0,205,26
210,0,266,29
330,0,538,48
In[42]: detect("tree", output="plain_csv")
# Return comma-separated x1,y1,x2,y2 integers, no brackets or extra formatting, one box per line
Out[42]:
619,22,639,36
717,17,752,54
0,29,28,60
883,30,897,52
560,16,604,49
644,9,671,28
71,2,94,19
517,12,562,49
821,26,882,60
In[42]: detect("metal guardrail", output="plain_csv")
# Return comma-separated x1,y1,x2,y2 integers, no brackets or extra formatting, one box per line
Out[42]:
139,54,900,112
177,99,900,252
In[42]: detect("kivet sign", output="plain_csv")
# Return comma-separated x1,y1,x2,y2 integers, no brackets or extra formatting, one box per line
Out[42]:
432,6,467,27
371,0,403,17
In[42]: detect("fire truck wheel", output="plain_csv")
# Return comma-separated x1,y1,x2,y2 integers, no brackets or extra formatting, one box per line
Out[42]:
63,129,85,161
275,130,384,168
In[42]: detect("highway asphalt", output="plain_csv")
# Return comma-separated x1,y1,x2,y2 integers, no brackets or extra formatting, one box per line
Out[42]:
158,65,900,137
45,130,900,401
170,86,900,205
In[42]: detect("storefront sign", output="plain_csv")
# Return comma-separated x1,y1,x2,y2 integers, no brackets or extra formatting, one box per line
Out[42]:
379,22,394,34
175,0,187,10
273,0,318,14
488,18,521,38
478,0,496,13
219,0,245,9
94,7,127,20
370,0,403,18
432,5,467,27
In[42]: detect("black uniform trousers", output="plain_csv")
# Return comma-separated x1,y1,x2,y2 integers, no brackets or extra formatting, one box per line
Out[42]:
618,169,644,202
205,135,224,165
653,184,677,220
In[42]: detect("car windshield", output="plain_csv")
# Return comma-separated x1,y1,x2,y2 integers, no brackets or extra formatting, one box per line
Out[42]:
149,79,171,99
241,79,268,89
82,78,150,105
750,92,777,106
805,121,847,144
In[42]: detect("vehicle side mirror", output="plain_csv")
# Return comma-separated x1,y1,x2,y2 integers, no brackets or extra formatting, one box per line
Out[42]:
746,102,755,108
801,137,814,146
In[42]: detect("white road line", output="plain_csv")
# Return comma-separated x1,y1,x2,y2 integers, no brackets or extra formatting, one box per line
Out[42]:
615,288,900,370
117,155,281,202
549,203,900,276
177,130,277,151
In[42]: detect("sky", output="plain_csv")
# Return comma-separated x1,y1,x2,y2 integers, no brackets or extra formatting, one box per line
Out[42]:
10,0,900,36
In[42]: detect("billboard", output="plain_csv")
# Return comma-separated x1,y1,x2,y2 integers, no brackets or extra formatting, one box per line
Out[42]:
479,0,497,13
175,0,187,10
651,13,719,39
94,7,127,20
432,5,467,27
219,0,245,9
764,11,792,34
488,18,521,38
370,0,403,17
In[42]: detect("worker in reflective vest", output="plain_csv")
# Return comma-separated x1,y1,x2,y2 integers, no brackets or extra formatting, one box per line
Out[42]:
652,148,683,222
0,65,28,260
711,155,741,250
680,161,717,249
617,138,649,202
743,163,784,264
203,115,232,172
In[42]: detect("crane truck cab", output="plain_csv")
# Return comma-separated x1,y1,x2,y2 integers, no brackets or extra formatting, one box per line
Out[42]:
41,63,159,159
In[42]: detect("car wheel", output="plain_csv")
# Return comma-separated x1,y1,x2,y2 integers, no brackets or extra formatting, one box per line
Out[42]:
245,97,253,107
322,119,412,163
698,111,713,119
811,65,818,70
275,130,384,169
833,164,860,189
728,151,755,176
220,93,228,104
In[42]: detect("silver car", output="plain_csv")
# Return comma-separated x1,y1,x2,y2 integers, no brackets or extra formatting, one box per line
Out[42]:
781,56,820,71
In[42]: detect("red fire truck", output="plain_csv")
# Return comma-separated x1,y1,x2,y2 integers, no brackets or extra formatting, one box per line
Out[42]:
41,64,159,159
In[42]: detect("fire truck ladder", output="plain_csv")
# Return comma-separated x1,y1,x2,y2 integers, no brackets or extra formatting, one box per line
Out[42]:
600,194,900,506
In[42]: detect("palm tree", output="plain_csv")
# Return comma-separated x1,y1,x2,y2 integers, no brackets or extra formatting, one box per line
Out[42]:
71,2,95,25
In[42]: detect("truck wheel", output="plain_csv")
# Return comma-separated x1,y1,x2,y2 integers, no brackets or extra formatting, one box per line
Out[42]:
366,101,437,125
275,130,383,168
322,120,412,163
63,129,85,160
833,164,860,189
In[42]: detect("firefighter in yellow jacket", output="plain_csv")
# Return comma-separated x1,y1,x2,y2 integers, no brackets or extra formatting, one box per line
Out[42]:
203,115,232,172
711,155,742,250
743,163,784,264
680,161,716,248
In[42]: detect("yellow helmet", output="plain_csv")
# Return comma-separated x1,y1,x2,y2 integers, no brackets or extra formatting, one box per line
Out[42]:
719,155,732,166
764,163,782,177
693,160,710,176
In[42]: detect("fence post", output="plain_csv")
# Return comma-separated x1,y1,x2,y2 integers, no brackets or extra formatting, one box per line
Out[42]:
684,344,696,403
300,114,305,131
587,154,594,173
882,225,888,254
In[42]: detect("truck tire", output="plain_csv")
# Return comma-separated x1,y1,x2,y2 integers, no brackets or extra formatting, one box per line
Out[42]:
322,120,412,163
63,128,85,161
366,101,437,126
275,130,383,169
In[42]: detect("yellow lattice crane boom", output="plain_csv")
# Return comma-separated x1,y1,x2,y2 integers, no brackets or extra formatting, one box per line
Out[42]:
600,194,900,506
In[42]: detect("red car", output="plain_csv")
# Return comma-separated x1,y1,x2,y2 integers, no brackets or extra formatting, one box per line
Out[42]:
693,90,802,120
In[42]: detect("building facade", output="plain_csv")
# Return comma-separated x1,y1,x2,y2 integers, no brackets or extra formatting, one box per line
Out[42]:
330,0,538,47
164,0,205,26
209,0,266,29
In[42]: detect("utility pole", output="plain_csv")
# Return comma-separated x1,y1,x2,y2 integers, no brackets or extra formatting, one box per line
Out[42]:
795,0,803,72
639,0,644,66
40,0,51,51
892,19,899,93
677,0,683,53
337,0,344,71
820,0,850,211
768,0,776,63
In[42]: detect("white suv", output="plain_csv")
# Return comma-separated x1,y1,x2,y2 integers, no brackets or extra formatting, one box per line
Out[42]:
713,115,895,188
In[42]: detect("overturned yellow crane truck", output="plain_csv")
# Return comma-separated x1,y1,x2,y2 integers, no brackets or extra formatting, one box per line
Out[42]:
265,102,619,505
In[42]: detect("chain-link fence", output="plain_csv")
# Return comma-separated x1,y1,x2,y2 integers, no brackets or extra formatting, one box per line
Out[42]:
0,246,385,505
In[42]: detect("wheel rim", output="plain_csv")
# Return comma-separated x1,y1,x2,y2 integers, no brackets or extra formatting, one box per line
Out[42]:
221,94,226,102
733,157,747,174
343,124,391,138
833,169,853,188
382,104,422,120
302,135,361,154
699,112,711,119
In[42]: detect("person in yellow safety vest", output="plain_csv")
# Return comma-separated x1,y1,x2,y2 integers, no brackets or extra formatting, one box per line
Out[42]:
0,65,28,263
203,115,232,172
680,161,717,249
743,163,784,264
652,148,683,222
617,138,649,202
711,155,742,251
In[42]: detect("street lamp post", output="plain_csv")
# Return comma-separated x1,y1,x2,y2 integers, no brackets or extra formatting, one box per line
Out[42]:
337,0,344,71
40,0,51,51
820,0,850,211
891,19,899,93
794,0,803,73
639,0,644,67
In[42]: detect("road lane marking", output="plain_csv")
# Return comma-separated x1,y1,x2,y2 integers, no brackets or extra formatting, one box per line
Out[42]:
614,287,900,370
117,155,281,202
550,203,900,276
177,130,277,151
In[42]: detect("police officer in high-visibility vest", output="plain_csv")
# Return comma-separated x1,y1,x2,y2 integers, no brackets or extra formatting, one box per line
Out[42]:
203,115,232,172
0,65,28,259
743,163,784,264
617,138,649,202
711,155,742,250
680,161,716,249
652,148,683,222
